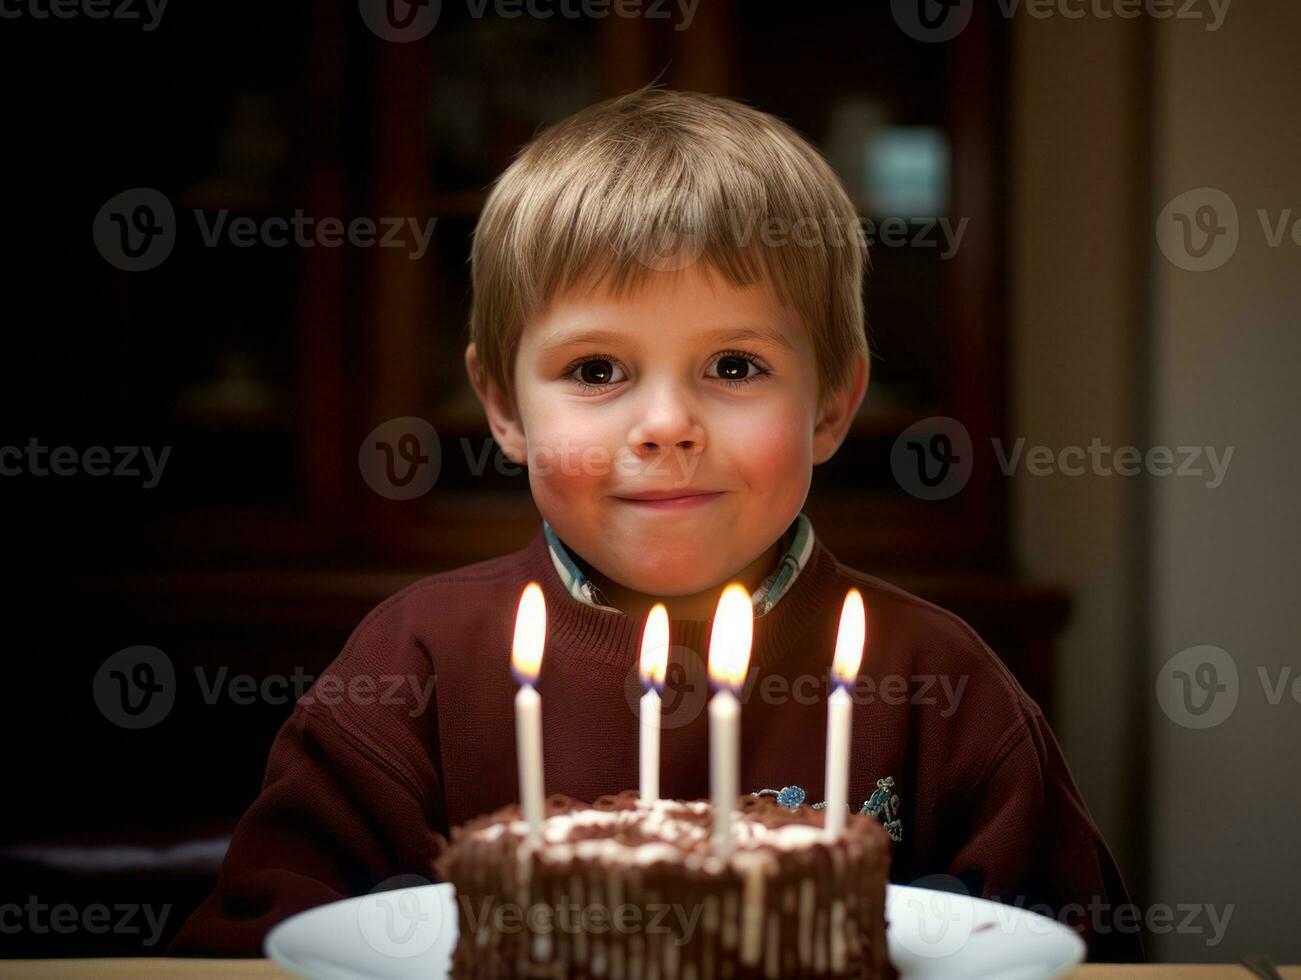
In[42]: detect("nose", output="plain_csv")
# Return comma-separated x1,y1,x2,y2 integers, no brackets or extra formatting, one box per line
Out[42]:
626,383,705,458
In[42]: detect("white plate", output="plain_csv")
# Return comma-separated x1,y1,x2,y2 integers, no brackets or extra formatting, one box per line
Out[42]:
266,882,1086,979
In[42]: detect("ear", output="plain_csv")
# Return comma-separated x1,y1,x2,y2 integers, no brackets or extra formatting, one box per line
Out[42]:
811,354,869,465
464,342,527,466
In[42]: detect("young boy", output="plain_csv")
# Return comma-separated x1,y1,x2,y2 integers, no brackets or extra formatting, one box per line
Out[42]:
170,86,1142,963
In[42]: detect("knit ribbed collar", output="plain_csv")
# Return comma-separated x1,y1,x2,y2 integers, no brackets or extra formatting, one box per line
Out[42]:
516,515,843,673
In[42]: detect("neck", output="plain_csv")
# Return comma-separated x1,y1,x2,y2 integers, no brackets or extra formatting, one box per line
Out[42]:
525,521,838,673
571,538,784,622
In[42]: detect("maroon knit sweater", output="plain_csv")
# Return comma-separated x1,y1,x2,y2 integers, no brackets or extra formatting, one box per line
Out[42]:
168,525,1143,962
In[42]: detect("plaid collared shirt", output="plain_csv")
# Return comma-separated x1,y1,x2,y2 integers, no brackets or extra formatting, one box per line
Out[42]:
541,512,816,617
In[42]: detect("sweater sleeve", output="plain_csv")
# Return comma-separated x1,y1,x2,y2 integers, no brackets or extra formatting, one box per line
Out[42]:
166,695,448,958
944,710,1145,964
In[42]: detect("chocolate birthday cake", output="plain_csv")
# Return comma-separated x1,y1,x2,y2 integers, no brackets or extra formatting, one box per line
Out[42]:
433,789,895,978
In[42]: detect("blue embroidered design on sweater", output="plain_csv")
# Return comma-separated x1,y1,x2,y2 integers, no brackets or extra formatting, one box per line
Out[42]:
752,776,903,843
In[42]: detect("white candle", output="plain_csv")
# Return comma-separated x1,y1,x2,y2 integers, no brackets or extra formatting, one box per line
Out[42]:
512,582,547,835
640,689,661,803
639,604,669,805
824,589,866,838
709,688,739,855
707,584,753,860
823,686,852,836
516,682,544,831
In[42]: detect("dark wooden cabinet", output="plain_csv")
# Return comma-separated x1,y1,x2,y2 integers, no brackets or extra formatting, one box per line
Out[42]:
68,2,1013,572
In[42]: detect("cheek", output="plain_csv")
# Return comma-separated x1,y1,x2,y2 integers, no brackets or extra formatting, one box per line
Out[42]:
718,405,810,485
520,402,624,494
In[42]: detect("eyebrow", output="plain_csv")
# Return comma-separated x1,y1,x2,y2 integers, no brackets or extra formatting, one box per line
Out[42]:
538,325,795,354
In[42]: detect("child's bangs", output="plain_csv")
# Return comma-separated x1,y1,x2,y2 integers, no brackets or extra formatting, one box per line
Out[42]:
527,143,828,328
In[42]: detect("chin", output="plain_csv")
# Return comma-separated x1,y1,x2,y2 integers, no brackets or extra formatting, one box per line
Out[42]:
631,578,714,599
605,553,718,596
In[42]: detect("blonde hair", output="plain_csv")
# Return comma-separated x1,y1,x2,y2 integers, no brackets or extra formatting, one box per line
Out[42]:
467,84,869,412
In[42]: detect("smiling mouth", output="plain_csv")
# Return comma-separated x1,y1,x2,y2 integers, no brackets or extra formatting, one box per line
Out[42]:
613,491,724,509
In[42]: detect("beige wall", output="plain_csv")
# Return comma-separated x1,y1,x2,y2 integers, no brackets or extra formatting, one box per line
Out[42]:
1013,0,1301,962
1149,0,1301,962
1009,13,1149,887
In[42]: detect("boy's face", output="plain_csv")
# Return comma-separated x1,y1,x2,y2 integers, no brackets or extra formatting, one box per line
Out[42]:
468,261,865,600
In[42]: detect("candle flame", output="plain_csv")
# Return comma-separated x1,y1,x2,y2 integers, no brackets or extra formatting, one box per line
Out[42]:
640,604,669,691
831,588,866,686
707,584,753,693
511,582,546,684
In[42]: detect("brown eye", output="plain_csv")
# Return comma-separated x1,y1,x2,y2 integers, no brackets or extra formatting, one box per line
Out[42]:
567,357,626,389
709,351,770,387
716,355,752,381
579,361,611,384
